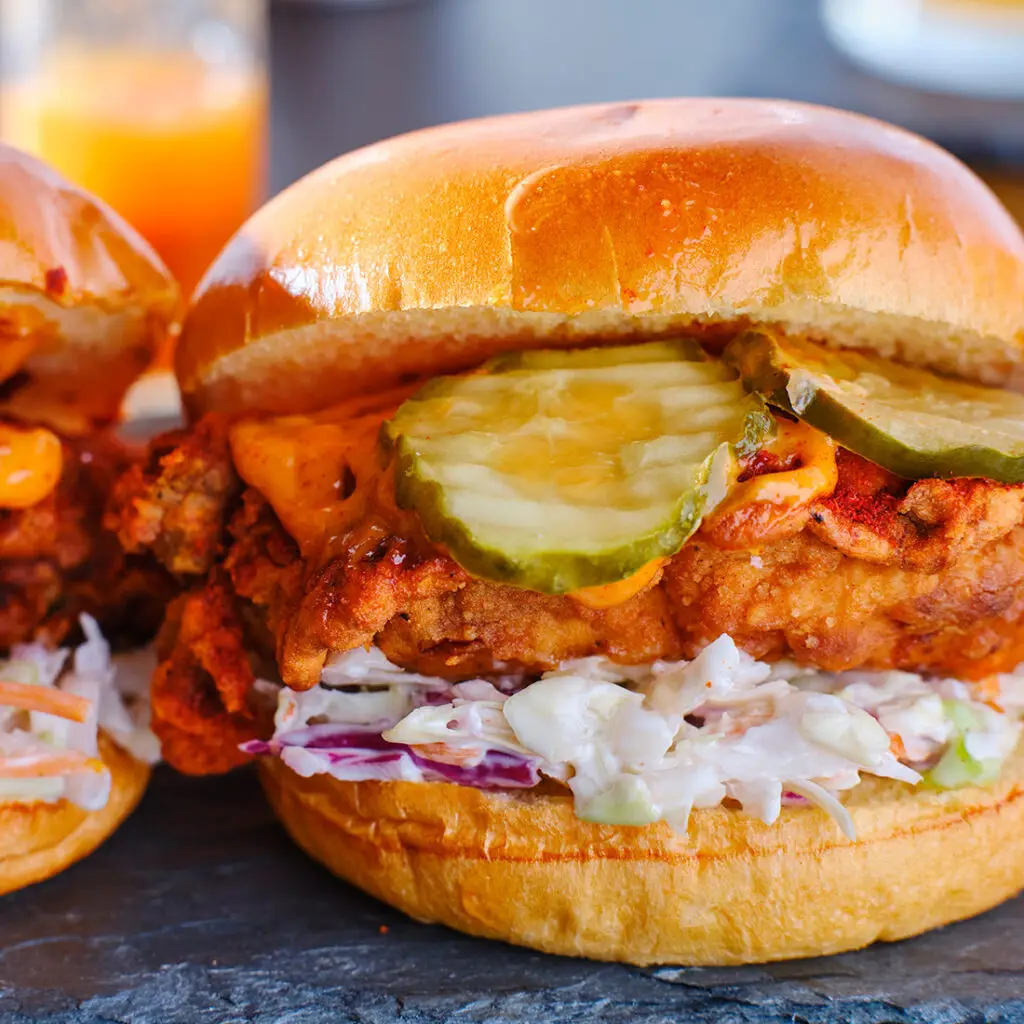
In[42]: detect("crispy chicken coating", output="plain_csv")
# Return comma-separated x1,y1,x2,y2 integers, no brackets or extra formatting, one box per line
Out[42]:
151,578,264,774
1,433,174,650
116,417,1024,774
107,416,239,577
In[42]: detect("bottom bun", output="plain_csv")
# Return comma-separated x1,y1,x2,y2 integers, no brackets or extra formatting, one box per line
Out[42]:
0,733,149,896
261,744,1024,965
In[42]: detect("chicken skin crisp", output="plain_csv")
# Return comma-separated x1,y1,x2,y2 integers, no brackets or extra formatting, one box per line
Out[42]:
109,413,1024,776
0,431,174,652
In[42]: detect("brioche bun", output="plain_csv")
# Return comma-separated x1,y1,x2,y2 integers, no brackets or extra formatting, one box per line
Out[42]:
261,743,1024,965
0,144,180,434
0,733,149,896
178,98,1024,419
184,100,1024,964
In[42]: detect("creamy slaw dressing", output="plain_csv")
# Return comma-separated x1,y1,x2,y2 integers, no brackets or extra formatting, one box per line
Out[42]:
251,638,1024,839
0,616,160,809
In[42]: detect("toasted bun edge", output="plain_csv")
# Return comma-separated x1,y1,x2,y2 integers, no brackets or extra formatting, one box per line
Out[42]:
0,733,150,896
260,743,1024,965
178,99,1024,418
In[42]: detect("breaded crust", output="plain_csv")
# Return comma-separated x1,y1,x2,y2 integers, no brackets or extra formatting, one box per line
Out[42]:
665,526,1024,681
0,433,174,650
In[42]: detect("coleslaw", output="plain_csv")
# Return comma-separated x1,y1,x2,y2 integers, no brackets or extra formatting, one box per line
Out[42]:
0,615,161,809
245,637,1024,839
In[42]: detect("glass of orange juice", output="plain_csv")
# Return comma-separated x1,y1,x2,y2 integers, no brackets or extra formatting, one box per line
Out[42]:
0,0,268,361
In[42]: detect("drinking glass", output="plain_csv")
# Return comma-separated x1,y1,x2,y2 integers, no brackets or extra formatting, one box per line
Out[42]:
0,0,269,313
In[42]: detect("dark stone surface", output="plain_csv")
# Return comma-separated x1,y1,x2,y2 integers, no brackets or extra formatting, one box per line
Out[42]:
0,767,1021,1023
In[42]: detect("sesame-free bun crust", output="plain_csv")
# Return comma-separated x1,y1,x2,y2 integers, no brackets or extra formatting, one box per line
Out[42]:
0,144,179,434
261,742,1024,965
0,733,149,896
180,99,1024,419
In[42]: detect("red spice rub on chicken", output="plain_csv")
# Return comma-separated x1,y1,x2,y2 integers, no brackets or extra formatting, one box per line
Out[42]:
1,432,174,650
110,412,1024,774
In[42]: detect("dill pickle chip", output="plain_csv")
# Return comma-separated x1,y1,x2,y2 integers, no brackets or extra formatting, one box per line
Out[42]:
383,341,771,593
726,331,1024,482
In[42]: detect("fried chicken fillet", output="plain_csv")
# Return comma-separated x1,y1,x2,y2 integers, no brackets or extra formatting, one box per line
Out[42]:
113,405,1024,774
2,432,175,651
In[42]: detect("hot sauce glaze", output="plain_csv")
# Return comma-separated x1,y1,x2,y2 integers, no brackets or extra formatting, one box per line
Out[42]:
700,418,838,550
228,386,424,569
0,422,63,509
569,557,669,608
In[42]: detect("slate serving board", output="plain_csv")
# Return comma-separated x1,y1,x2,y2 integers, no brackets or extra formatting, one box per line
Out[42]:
0,766,1020,1024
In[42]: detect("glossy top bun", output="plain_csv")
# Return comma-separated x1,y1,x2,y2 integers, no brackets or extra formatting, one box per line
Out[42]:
261,741,1024,966
178,99,1024,419
0,144,180,434
0,733,149,896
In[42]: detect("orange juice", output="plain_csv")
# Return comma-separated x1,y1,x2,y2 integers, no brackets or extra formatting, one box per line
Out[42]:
1,47,267,315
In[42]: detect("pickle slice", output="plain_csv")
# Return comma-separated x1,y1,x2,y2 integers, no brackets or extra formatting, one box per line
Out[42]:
727,332,1024,482
383,341,771,593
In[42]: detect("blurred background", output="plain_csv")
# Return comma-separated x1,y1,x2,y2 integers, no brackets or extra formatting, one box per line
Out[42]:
0,0,1022,313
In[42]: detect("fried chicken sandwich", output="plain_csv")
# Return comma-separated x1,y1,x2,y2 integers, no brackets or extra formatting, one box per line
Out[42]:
114,100,1024,963
0,144,175,893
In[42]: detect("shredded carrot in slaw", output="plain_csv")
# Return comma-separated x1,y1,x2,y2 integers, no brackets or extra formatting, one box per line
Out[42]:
0,680,92,723
0,750,103,777
976,675,1005,713
412,742,484,767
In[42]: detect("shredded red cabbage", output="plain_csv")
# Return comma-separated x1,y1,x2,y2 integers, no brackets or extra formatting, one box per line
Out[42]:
241,725,540,789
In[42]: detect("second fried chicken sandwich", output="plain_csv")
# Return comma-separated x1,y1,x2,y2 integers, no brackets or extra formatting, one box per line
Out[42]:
115,99,1024,964
0,143,176,892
